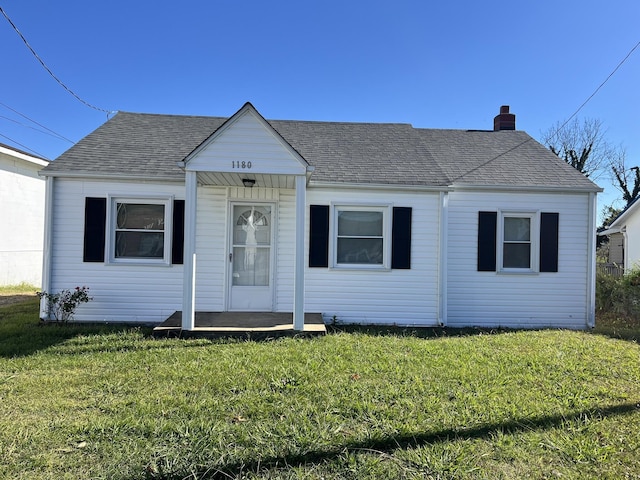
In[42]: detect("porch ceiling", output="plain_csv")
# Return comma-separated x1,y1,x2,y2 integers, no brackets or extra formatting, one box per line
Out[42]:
196,171,297,189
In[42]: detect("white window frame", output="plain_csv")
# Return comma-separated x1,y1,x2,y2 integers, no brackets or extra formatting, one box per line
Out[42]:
106,195,173,266
330,203,391,270
498,211,539,273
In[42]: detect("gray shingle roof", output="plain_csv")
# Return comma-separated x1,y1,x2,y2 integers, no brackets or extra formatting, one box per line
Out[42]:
42,111,600,191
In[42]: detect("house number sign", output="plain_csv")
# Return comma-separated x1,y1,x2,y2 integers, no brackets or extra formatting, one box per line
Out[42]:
231,161,252,169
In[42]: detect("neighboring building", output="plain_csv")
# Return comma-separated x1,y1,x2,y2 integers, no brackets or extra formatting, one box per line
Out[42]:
39,104,602,329
0,143,49,286
599,195,640,272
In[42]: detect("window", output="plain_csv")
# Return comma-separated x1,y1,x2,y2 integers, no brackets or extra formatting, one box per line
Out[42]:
478,210,559,274
502,215,532,268
332,205,390,268
108,197,173,264
500,213,537,271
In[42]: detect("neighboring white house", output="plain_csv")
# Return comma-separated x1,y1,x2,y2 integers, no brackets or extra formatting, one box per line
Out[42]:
39,103,602,329
0,143,49,286
599,195,640,272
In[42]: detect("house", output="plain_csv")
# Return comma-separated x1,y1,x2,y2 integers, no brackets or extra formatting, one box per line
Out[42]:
39,103,602,330
0,143,49,286
599,195,640,272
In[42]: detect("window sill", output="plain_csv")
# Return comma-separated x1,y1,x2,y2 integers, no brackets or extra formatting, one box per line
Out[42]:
497,269,539,275
106,260,173,267
331,265,391,272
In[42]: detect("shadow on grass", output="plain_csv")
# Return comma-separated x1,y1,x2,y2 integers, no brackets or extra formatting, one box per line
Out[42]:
0,299,280,358
327,323,516,339
0,299,157,358
333,321,640,344
593,312,640,343
178,401,640,480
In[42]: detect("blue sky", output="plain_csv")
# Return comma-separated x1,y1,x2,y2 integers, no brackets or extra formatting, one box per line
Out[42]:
1,0,638,217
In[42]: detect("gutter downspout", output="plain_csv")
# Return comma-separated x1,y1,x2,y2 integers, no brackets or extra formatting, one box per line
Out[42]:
40,176,54,320
622,227,629,272
438,192,448,326
586,192,597,328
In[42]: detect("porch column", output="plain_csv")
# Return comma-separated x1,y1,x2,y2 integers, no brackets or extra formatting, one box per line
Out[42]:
182,170,197,331
293,175,306,330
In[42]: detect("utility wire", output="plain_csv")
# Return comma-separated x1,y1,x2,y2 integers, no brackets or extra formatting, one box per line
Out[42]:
0,5,116,115
0,102,75,143
0,132,49,159
452,39,640,182
547,40,640,144
0,114,73,143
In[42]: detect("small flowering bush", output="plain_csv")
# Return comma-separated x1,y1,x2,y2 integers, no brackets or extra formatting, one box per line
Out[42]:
37,286,92,323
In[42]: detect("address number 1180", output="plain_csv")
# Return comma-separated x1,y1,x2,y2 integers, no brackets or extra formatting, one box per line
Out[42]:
231,161,252,169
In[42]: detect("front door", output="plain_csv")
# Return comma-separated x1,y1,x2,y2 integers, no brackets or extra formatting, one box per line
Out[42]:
229,203,274,311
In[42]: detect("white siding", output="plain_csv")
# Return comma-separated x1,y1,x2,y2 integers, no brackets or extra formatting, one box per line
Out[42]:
194,186,293,313
187,111,306,175
49,179,185,322
193,187,227,311
49,177,594,329
447,191,591,329
276,189,296,312
305,188,441,326
0,153,47,285
624,208,640,270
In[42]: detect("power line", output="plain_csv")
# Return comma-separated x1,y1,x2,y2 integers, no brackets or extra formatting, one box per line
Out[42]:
0,5,116,115
0,102,75,143
453,39,640,182
548,40,640,143
0,132,49,159
0,114,73,143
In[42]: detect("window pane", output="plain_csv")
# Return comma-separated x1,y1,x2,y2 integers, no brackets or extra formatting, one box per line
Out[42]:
232,246,269,286
503,243,531,268
338,211,383,237
504,217,530,241
233,207,271,245
337,238,383,264
117,203,165,230
115,232,164,258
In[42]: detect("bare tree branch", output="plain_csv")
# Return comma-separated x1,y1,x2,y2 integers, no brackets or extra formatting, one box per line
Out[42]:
610,149,640,205
541,117,614,178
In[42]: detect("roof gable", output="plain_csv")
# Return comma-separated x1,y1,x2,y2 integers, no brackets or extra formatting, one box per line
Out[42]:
184,103,308,176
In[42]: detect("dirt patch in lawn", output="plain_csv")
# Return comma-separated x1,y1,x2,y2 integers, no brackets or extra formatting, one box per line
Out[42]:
0,294,37,307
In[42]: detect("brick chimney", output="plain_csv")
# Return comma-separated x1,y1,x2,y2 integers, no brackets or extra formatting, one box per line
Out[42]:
493,105,516,131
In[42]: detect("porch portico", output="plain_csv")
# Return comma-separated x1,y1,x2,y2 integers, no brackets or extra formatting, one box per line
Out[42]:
179,103,313,332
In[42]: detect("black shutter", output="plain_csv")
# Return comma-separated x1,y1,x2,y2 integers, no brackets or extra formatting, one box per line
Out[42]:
391,207,412,269
83,197,106,262
172,200,185,265
477,211,497,271
309,205,329,267
540,212,559,272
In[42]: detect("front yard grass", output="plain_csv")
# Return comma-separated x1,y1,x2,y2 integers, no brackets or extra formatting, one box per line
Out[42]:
0,297,639,479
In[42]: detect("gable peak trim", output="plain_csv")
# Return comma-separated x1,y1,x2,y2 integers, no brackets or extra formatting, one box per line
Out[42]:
183,102,309,170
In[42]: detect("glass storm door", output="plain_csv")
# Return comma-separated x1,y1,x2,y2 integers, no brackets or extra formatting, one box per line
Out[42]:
229,204,273,311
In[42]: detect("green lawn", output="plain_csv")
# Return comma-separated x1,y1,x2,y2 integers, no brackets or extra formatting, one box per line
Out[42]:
1,297,639,479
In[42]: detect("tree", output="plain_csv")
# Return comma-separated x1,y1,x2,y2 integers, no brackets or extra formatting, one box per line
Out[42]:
610,151,640,206
600,204,623,229
541,117,615,178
